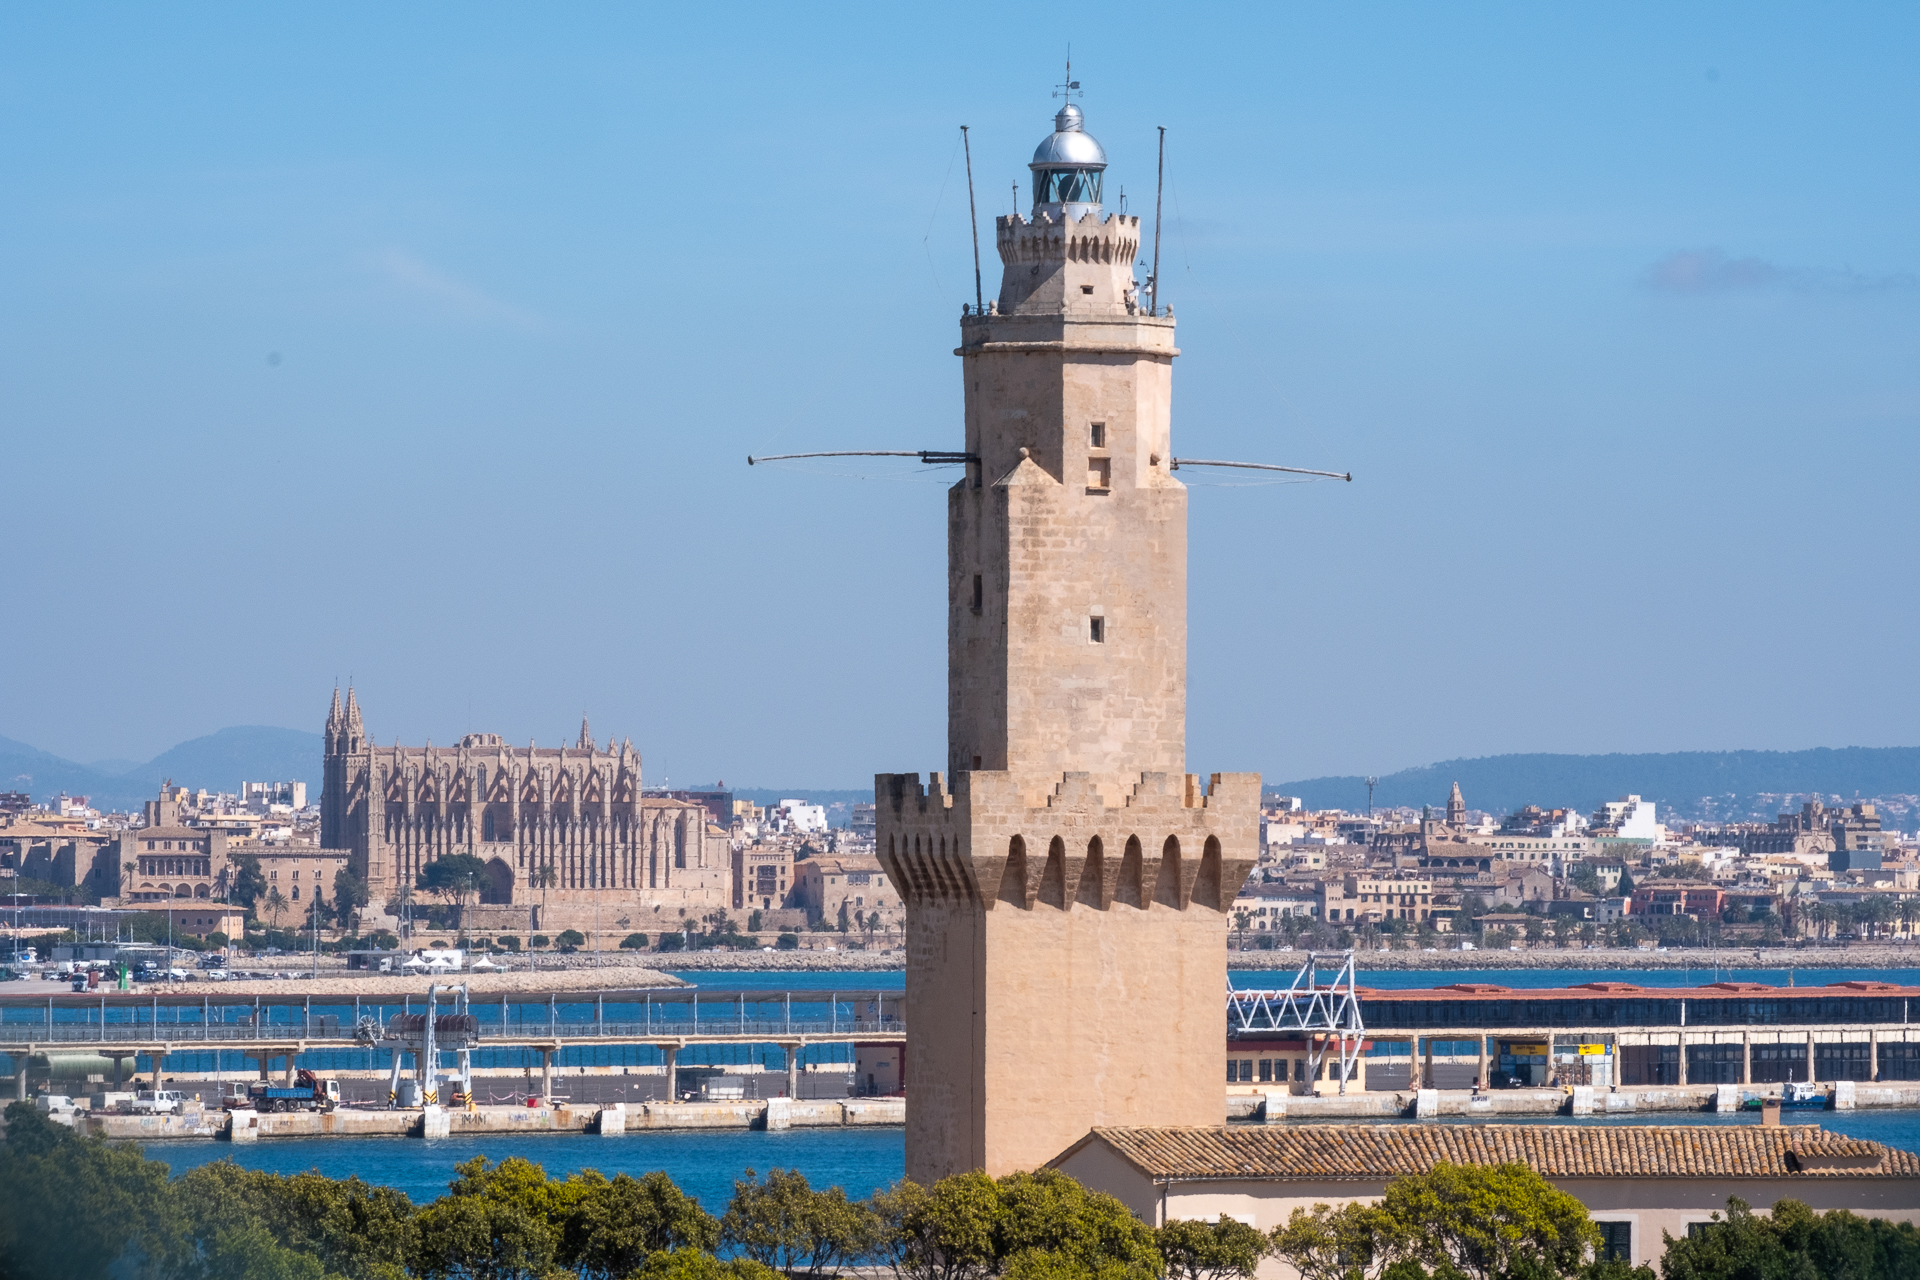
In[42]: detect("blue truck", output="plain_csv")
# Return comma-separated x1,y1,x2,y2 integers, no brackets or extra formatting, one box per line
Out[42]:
224,1069,341,1113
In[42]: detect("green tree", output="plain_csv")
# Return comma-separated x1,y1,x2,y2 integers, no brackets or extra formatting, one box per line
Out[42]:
1270,1202,1393,1280
620,932,650,950
0,1102,174,1280
776,932,800,951
195,1221,331,1280
632,1251,779,1280
1270,1164,1642,1280
1378,1162,1598,1280
418,854,488,913
231,853,268,909
722,1168,881,1280
838,900,852,933
265,887,290,932
164,1159,416,1280
560,1169,721,1280
333,868,371,930
556,929,587,951
1158,1217,1269,1280
871,1174,1004,1280
411,1156,584,1280
411,1192,555,1280
1659,1196,1920,1280
991,1168,1160,1279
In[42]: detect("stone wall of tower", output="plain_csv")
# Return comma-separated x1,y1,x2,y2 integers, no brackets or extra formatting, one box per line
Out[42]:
950,210,1184,803
880,131,1262,1180
877,768,1259,1181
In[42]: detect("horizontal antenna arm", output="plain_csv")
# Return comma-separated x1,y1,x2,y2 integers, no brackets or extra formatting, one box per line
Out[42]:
1169,457,1352,482
747,450,979,465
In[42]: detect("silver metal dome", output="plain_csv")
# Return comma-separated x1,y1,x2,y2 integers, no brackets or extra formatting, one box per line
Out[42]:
1030,107,1108,170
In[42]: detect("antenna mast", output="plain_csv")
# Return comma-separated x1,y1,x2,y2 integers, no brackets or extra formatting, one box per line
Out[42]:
1151,126,1165,316
962,126,983,314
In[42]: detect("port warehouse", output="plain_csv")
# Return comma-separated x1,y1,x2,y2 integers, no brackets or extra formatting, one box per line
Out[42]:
1232,981,1920,1091
0,988,903,1089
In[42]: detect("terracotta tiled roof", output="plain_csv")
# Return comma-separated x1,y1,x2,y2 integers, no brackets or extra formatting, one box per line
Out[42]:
1065,1125,1920,1182
1792,1136,1884,1159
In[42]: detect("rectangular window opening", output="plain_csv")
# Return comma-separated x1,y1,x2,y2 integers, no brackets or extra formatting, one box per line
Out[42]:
1087,457,1111,490
1089,616,1105,644
1090,422,1106,448
971,573,983,611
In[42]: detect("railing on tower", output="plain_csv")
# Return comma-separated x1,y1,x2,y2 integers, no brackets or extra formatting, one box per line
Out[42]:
1227,950,1366,1095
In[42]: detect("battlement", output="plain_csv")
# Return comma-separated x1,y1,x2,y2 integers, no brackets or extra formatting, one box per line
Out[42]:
874,769,1259,911
991,211,1142,317
996,211,1140,266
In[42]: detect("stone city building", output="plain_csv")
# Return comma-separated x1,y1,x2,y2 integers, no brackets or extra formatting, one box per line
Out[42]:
875,96,1260,1182
320,689,727,935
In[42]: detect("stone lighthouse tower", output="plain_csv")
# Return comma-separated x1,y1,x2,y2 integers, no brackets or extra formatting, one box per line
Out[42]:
876,99,1260,1183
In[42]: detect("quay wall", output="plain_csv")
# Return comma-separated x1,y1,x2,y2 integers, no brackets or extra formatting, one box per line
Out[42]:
79,1097,906,1142
1227,1083,1920,1120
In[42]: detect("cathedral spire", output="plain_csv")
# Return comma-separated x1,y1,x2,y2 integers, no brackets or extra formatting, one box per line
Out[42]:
326,687,343,754
577,715,593,751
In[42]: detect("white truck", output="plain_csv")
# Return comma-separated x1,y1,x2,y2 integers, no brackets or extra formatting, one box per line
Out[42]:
131,1089,189,1115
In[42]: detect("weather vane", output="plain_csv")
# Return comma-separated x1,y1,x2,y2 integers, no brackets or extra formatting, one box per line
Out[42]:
1053,50,1081,102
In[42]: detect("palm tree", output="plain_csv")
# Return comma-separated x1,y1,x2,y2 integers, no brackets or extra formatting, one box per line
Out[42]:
122,861,136,902
1232,909,1251,950
265,887,289,933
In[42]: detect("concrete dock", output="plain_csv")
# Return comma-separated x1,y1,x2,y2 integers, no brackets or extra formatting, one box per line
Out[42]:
1229,1081,1920,1120
76,1096,904,1141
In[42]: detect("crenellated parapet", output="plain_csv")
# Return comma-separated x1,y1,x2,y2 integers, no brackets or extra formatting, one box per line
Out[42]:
992,210,1143,317
875,769,1259,912
996,211,1140,266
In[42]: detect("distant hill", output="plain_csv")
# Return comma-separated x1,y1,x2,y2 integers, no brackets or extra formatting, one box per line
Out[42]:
0,736,109,805
1268,747,1920,827
0,727,322,812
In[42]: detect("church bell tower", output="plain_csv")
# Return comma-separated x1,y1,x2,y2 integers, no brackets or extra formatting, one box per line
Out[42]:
876,96,1260,1183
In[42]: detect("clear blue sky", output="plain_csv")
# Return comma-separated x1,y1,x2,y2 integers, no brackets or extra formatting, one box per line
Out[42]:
3,5,1916,788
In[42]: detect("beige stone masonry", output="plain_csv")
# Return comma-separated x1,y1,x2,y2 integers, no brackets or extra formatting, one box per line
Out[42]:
876,769,1258,1182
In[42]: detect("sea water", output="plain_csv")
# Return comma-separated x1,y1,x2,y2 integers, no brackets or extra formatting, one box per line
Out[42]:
138,1106,1920,1208
134,965,1920,1201
142,1126,906,1209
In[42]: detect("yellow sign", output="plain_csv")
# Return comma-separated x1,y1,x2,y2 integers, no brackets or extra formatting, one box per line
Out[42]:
1507,1043,1549,1055
1578,1045,1609,1056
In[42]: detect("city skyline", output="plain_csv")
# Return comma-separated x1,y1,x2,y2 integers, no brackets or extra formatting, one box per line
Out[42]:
5,5,1917,786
